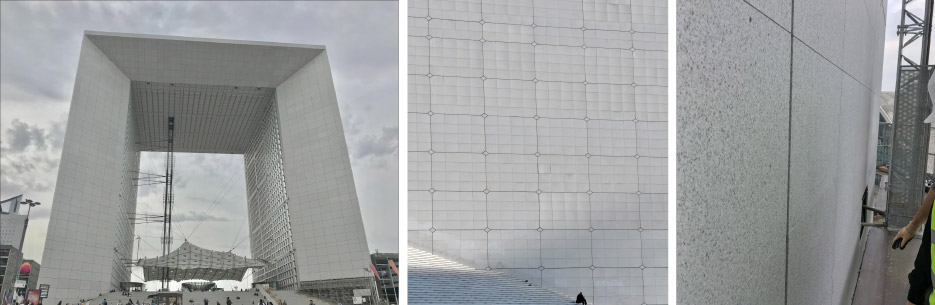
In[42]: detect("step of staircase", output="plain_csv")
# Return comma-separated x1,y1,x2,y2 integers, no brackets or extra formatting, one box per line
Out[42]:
408,247,575,305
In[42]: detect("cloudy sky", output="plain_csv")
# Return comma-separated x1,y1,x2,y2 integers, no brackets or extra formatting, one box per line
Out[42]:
0,1,398,287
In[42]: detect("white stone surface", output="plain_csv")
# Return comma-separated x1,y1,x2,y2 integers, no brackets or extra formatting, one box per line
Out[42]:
39,32,370,301
677,0,887,304
40,34,136,302
276,51,372,282
408,0,668,303
85,31,323,88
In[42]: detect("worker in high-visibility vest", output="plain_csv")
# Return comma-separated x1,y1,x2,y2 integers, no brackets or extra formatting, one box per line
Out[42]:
896,75,935,305
893,55,935,305
893,186,935,305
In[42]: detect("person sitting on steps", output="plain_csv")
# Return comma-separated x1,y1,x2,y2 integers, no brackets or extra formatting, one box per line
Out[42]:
575,292,587,305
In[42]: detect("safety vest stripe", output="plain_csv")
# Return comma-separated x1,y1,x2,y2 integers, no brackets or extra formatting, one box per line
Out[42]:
929,197,935,304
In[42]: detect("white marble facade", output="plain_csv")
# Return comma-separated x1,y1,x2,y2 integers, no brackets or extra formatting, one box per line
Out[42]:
39,32,371,301
408,1,668,304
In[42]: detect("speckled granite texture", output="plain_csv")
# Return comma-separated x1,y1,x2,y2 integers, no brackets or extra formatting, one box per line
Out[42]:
677,0,886,304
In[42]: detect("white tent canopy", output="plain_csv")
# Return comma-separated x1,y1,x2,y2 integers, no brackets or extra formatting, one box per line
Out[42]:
138,241,266,281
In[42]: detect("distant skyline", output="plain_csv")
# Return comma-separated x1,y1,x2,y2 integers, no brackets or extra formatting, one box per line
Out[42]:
0,1,398,288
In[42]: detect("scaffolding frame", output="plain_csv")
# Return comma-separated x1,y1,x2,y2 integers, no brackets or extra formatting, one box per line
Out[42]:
161,116,176,290
886,0,934,230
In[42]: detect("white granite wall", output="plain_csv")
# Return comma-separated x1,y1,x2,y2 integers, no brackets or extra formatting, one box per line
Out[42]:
409,0,668,303
38,36,137,303
276,51,373,282
677,0,887,304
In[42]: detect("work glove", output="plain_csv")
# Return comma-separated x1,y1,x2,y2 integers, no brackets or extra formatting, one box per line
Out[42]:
893,223,922,250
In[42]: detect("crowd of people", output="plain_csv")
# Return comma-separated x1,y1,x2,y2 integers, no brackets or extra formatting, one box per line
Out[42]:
3,287,330,305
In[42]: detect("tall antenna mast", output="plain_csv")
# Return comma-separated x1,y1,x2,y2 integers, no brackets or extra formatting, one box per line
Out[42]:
161,116,176,290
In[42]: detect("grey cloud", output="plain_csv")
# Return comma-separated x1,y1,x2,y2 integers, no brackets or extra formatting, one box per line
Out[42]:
0,120,61,207
0,146,59,179
0,178,27,200
174,175,190,189
3,119,47,153
2,155,37,174
354,126,398,159
48,119,66,150
135,181,163,199
171,210,230,223
0,174,52,196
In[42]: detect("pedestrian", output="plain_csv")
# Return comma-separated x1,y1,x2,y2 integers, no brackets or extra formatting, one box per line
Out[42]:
575,292,587,305
895,182,935,304
225,298,231,305
102,299,107,305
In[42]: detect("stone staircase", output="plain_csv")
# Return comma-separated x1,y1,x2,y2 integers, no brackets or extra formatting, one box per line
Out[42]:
263,289,333,305
87,290,265,305
408,247,575,304
84,292,126,305
174,290,263,305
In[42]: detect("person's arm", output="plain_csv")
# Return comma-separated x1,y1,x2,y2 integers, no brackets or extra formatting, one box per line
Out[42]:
894,188,935,249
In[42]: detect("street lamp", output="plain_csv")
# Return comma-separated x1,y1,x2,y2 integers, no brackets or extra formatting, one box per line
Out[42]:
15,198,40,250
20,199,40,218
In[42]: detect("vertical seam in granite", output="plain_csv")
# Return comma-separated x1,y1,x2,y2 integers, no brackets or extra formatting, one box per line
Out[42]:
831,0,849,301
785,1,795,304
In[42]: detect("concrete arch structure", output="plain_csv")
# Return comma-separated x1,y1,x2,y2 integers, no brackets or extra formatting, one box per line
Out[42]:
38,31,371,302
